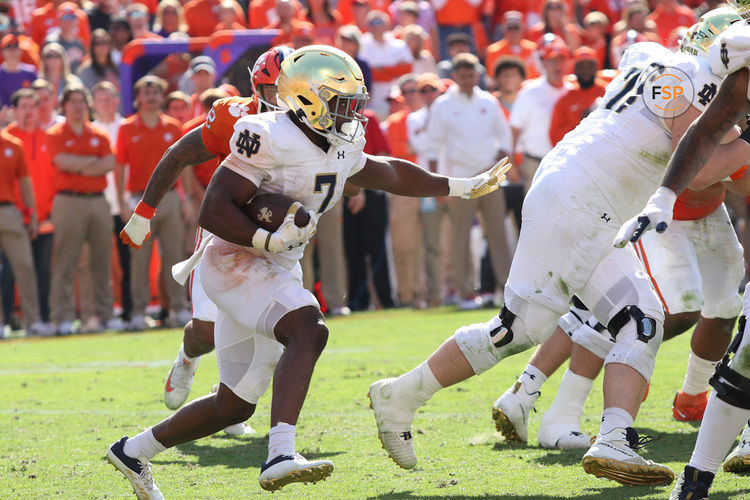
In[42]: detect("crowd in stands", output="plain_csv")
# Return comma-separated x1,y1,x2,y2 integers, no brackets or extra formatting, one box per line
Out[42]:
0,0,731,337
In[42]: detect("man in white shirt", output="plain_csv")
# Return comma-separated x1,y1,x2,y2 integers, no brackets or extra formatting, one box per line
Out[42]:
359,10,413,119
509,40,573,190
426,53,513,310
92,81,128,328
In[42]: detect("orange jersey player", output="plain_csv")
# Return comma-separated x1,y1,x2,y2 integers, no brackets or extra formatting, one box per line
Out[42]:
118,46,293,433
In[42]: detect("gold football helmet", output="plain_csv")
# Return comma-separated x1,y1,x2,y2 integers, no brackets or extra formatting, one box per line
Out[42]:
730,0,750,19
277,45,369,145
680,6,741,57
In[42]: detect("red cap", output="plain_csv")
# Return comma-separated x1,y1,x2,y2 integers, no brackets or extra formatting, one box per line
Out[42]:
573,46,598,63
0,33,18,49
540,40,570,60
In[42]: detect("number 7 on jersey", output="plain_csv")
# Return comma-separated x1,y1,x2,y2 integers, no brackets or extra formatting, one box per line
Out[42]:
314,174,337,213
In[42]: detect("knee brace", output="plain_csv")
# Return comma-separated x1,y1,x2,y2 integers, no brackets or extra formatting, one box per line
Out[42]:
455,306,537,375
571,316,615,360
710,316,750,410
559,297,593,338
603,305,663,381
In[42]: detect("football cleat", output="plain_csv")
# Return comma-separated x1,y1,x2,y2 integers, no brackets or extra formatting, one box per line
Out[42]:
537,419,592,449
492,384,536,444
107,437,164,500
163,353,200,410
670,465,714,500
258,453,333,491
223,422,256,436
582,427,675,486
723,424,750,473
672,390,708,422
368,378,418,469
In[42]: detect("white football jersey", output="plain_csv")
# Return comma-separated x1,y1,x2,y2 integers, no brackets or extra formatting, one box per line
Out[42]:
220,111,367,267
709,19,750,98
537,42,724,220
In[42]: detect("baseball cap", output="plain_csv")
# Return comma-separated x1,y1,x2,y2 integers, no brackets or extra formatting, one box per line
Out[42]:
190,55,216,74
0,33,18,49
573,46,598,63
416,72,445,92
503,10,523,26
540,40,570,60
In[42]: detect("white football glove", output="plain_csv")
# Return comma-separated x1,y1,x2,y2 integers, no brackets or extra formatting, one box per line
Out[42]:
252,203,317,253
120,213,152,249
448,157,512,199
613,187,677,248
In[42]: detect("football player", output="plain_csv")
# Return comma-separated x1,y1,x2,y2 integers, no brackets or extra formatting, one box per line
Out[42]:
368,7,750,487
492,6,747,451
107,45,509,497
119,47,292,435
618,3,750,497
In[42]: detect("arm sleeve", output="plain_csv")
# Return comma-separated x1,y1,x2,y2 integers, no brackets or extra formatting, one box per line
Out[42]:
220,118,276,187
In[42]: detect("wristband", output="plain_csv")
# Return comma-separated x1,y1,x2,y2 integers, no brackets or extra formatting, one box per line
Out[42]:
251,227,272,251
446,177,469,197
134,200,156,219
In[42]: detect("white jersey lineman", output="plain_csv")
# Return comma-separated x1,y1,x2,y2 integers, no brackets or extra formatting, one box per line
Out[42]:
199,110,367,404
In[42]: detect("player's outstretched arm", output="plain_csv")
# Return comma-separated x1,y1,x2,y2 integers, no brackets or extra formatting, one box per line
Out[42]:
349,154,510,199
119,127,216,248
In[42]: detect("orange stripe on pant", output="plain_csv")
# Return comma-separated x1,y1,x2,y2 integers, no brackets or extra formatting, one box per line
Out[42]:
634,240,670,314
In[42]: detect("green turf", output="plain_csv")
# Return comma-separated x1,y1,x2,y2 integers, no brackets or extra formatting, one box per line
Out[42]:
1,307,749,499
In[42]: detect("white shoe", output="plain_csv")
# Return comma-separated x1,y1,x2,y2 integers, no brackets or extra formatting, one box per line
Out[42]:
104,317,125,331
459,296,483,311
368,378,418,469
58,321,75,336
492,384,535,444
128,315,147,332
223,422,256,436
80,317,102,334
582,427,675,486
27,322,55,337
107,437,165,500
164,352,200,410
723,424,750,473
258,453,333,491
537,418,592,449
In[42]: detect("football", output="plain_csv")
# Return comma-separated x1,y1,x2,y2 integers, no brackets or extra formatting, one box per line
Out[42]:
242,193,311,232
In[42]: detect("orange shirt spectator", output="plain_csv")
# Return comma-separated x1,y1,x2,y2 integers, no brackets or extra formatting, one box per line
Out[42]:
301,1,343,46
249,0,278,28
0,130,27,203
338,0,390,25
486,11,539,80
0,34,40,69
647,0,696,46
5,122,55,223
116,114,183,192
549,47,606,146
526,0,581,50
267,0,304,46
582,11,609,69
184,0,246,37
433,0,481,26
385,110,416,163
46,120,112,193
30,1,90,48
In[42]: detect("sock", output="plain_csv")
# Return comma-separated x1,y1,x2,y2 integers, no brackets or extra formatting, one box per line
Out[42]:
179,344,198,364
543,369,594,423
689,394,750,473
513,364,547,409
600,407,634,435
267,422,296,462
389,361,444,412
681,351,717,395
123,428,167,461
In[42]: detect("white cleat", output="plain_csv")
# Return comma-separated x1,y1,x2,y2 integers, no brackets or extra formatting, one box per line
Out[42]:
163,353,200,410
492,384,533,444
723,423,750,473
537,419,592,449
258,453,333,491
582,427,674,486
107,437,165,500
368,378,418,469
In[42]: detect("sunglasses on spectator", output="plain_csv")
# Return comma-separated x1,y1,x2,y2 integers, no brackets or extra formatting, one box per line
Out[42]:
401,88,418,94
128,10,147,19
44,53,62,59
419,87,437,93
61,13,77,21
547,4,563,10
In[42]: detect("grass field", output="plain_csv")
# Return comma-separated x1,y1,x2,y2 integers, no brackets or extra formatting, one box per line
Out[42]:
2,307,750,499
